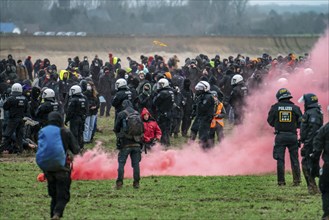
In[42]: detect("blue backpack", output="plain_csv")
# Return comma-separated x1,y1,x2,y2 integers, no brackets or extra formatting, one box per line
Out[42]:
36,125,66,171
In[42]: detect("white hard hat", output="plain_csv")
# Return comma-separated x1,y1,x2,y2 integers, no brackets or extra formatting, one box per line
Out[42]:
11,83,22,94
231,74,243,85
69,85,82,96
195,81,210,92
115,78,127,90
42,88,55,99
158,78,169,89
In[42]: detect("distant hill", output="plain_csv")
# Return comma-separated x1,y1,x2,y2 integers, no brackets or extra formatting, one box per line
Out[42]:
252,4,329,14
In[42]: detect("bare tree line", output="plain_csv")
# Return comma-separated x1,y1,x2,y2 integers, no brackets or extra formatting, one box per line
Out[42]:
0,0,327,35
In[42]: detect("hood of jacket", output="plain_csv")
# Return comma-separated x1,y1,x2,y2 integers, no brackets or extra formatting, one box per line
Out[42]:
122,99,133,109
48,112,63,127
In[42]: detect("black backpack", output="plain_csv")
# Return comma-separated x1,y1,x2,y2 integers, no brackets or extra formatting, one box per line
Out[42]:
123,110,144,142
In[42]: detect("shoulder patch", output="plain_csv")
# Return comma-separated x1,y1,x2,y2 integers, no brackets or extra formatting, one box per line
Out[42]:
310,117,316,123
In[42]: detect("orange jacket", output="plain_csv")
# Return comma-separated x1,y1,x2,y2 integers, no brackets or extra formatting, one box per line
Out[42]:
210,102,224,128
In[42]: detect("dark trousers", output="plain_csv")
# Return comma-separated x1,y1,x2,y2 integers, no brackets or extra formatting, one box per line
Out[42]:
181,113,192,137
301,144,318,189
302,158,318,190
232,107,244,125
171,117,182,135
157,113,171,146
320,163,329,218
69,117,84,149
198,117,212,150
1,119,24,153
117,147,141,184
99,95,112,116
45,171,71,218
28,71,33,81
209,124,224,147
273,133,301,185
190,117,200,139
190,116,212,149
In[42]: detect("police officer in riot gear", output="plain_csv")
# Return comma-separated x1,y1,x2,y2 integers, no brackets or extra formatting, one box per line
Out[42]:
65,85,88,150
267,88,302,186
181,79,194,137
299,93,323,194
112,78,133,120
228,74,248,125
153,78,174,146
312,122,329,219
36,88,60,128
0,83,29,154
190,81,215,150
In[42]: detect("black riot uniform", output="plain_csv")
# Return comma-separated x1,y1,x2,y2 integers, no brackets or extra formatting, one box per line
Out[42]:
1,88,29,153
312,122,329,219
267,88,302,186
65,92,88,149
153,83,174,146
112,85,133,120
181,79,194,137
300,93,323,194
190,81,215,150
228,79,248,125
171,86,185,138
36,99,60,127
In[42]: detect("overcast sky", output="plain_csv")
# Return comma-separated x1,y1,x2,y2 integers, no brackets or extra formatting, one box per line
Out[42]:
249,0,329,5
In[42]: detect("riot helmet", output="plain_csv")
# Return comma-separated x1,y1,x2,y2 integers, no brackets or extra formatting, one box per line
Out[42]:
276,88,292,101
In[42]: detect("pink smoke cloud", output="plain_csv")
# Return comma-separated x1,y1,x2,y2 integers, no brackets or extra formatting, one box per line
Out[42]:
71,30,329,180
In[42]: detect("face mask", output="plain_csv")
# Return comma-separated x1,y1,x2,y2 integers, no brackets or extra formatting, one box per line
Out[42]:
195,90,203,96
87,85,92,91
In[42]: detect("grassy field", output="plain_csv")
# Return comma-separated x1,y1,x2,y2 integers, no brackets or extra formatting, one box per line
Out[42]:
0,116,323,219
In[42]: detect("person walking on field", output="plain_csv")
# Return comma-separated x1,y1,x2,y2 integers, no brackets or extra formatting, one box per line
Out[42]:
299,93,323,194
114,100,143,189
190,81,215,150
65,85,88,150
36,112,80,220
267,88,302,186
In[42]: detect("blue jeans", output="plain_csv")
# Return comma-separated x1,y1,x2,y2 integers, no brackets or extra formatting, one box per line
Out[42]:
83,115,96,142
117,147,141,184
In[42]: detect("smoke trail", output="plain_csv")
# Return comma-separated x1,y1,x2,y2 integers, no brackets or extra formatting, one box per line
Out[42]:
71,30,329,180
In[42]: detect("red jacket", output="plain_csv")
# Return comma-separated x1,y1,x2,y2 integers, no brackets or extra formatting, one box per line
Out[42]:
141,108,162,143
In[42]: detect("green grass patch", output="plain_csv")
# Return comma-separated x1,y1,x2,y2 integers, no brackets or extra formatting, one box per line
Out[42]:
0,161,322,219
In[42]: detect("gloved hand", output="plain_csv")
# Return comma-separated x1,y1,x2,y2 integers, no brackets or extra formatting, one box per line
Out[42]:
311,163,320,178
152,138,160,144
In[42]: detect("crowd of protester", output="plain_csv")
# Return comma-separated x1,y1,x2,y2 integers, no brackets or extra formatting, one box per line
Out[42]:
0,51,313,153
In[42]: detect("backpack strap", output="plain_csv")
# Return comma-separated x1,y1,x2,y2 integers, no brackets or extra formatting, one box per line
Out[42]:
123,109,128,117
